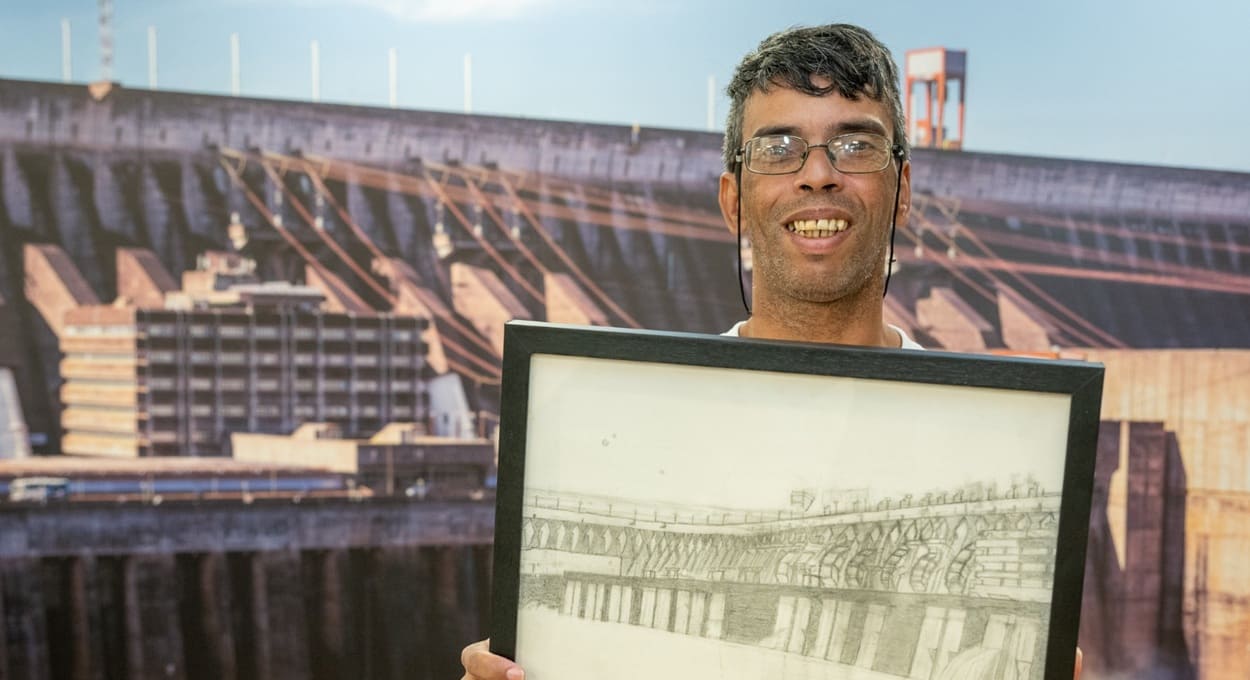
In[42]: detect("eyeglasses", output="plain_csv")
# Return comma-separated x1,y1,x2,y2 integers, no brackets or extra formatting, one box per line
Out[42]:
737,132,903,175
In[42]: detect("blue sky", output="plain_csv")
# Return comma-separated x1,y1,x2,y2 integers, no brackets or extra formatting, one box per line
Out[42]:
2,0,1248,172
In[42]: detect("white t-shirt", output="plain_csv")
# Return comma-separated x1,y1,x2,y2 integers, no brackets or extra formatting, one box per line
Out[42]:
722,321,924,350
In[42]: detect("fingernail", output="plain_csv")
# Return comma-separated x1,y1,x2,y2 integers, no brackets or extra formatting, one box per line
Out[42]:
506,668,525,680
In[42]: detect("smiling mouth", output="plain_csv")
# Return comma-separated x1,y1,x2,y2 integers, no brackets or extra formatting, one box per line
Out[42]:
785,218,849,238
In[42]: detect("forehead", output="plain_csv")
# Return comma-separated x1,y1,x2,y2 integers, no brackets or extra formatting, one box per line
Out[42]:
741,83,891,138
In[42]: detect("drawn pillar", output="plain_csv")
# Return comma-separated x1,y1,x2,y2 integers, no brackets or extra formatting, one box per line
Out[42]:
705,592,726,639
617,586,633,624
911,606,970,679
583,583,596,620
855,604,889,669
1006,618,1039,680
639,588,656,627
561,581,575,616
591,583,606,621
688,591,707,635
608,585,622,622
935,609,966,677
983,614,1040,679
772,597,796,650
654,589,673,631
571,581,584,618
787,598,814,654
814,599,838,659
673,590,691,633
828,602,854,662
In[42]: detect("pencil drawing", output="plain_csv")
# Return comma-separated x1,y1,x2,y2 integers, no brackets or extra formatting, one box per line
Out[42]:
517,481,1058,680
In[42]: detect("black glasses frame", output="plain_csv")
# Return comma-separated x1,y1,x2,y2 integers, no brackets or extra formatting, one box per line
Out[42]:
736,132,906,176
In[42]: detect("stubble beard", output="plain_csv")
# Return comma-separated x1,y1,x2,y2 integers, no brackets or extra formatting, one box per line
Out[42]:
749,211,889,308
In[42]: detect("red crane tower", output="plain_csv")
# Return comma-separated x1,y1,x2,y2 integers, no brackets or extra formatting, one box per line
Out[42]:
905,47,967,150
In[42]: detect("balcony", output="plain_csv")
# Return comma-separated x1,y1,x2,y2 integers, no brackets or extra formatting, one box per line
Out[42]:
145,323,179,337
148,403,176,417
145,377,177,391
219,352,247,365
256,352,281,366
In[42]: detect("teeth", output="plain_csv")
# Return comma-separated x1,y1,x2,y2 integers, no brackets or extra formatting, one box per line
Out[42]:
786,218,848,237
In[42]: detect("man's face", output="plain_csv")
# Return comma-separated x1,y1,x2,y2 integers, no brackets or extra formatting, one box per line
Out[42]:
719,79,910,308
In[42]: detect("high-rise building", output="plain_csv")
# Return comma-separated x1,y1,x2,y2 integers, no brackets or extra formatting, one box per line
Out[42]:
60,254,428,457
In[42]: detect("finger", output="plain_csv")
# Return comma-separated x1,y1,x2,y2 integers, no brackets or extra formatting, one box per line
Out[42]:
1074,647,1083,680
461,639,488,672
462,640,523,680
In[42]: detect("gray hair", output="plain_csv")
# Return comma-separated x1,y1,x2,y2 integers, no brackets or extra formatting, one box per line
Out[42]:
722,24,908,172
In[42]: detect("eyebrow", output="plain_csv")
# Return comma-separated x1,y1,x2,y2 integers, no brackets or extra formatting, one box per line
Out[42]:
750,118,890,139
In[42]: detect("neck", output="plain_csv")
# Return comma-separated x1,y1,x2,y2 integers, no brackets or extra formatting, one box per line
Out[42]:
743,281,896,348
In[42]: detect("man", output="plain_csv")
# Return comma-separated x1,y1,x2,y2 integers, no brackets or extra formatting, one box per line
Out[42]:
461,22,1081,680
714,23,918,349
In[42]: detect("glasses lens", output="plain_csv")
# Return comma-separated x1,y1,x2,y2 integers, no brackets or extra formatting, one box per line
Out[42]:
746,135,806,174
831,133,891,173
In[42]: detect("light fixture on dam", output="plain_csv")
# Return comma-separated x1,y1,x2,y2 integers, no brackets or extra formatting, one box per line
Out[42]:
434,201,453,258
227,211,248,250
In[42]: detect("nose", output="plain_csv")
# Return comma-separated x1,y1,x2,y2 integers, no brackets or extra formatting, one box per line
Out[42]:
793,145,842,192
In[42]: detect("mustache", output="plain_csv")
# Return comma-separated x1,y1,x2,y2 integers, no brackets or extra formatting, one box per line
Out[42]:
771,199,857,219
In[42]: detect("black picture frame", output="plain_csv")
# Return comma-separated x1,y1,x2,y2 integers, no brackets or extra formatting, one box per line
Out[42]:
491,321,1103,680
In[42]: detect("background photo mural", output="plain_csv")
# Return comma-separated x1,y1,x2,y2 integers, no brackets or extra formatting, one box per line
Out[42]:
0,2,1247,679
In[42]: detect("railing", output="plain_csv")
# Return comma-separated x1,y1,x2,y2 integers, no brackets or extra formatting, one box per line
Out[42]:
523,485,1060,527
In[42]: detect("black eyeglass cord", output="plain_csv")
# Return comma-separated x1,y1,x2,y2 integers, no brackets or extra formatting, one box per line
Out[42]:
883,158,903,297
736,164,751,316
735,157,903,318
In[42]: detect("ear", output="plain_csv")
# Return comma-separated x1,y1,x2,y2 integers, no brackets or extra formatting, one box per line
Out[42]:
895,159,912,229
718,170,741,237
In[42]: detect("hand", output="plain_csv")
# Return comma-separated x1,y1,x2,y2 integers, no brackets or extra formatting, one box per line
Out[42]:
457,638,1079,679
461,639,524,680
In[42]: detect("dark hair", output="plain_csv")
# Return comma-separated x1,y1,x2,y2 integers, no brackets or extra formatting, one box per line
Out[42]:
722,24,908,172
